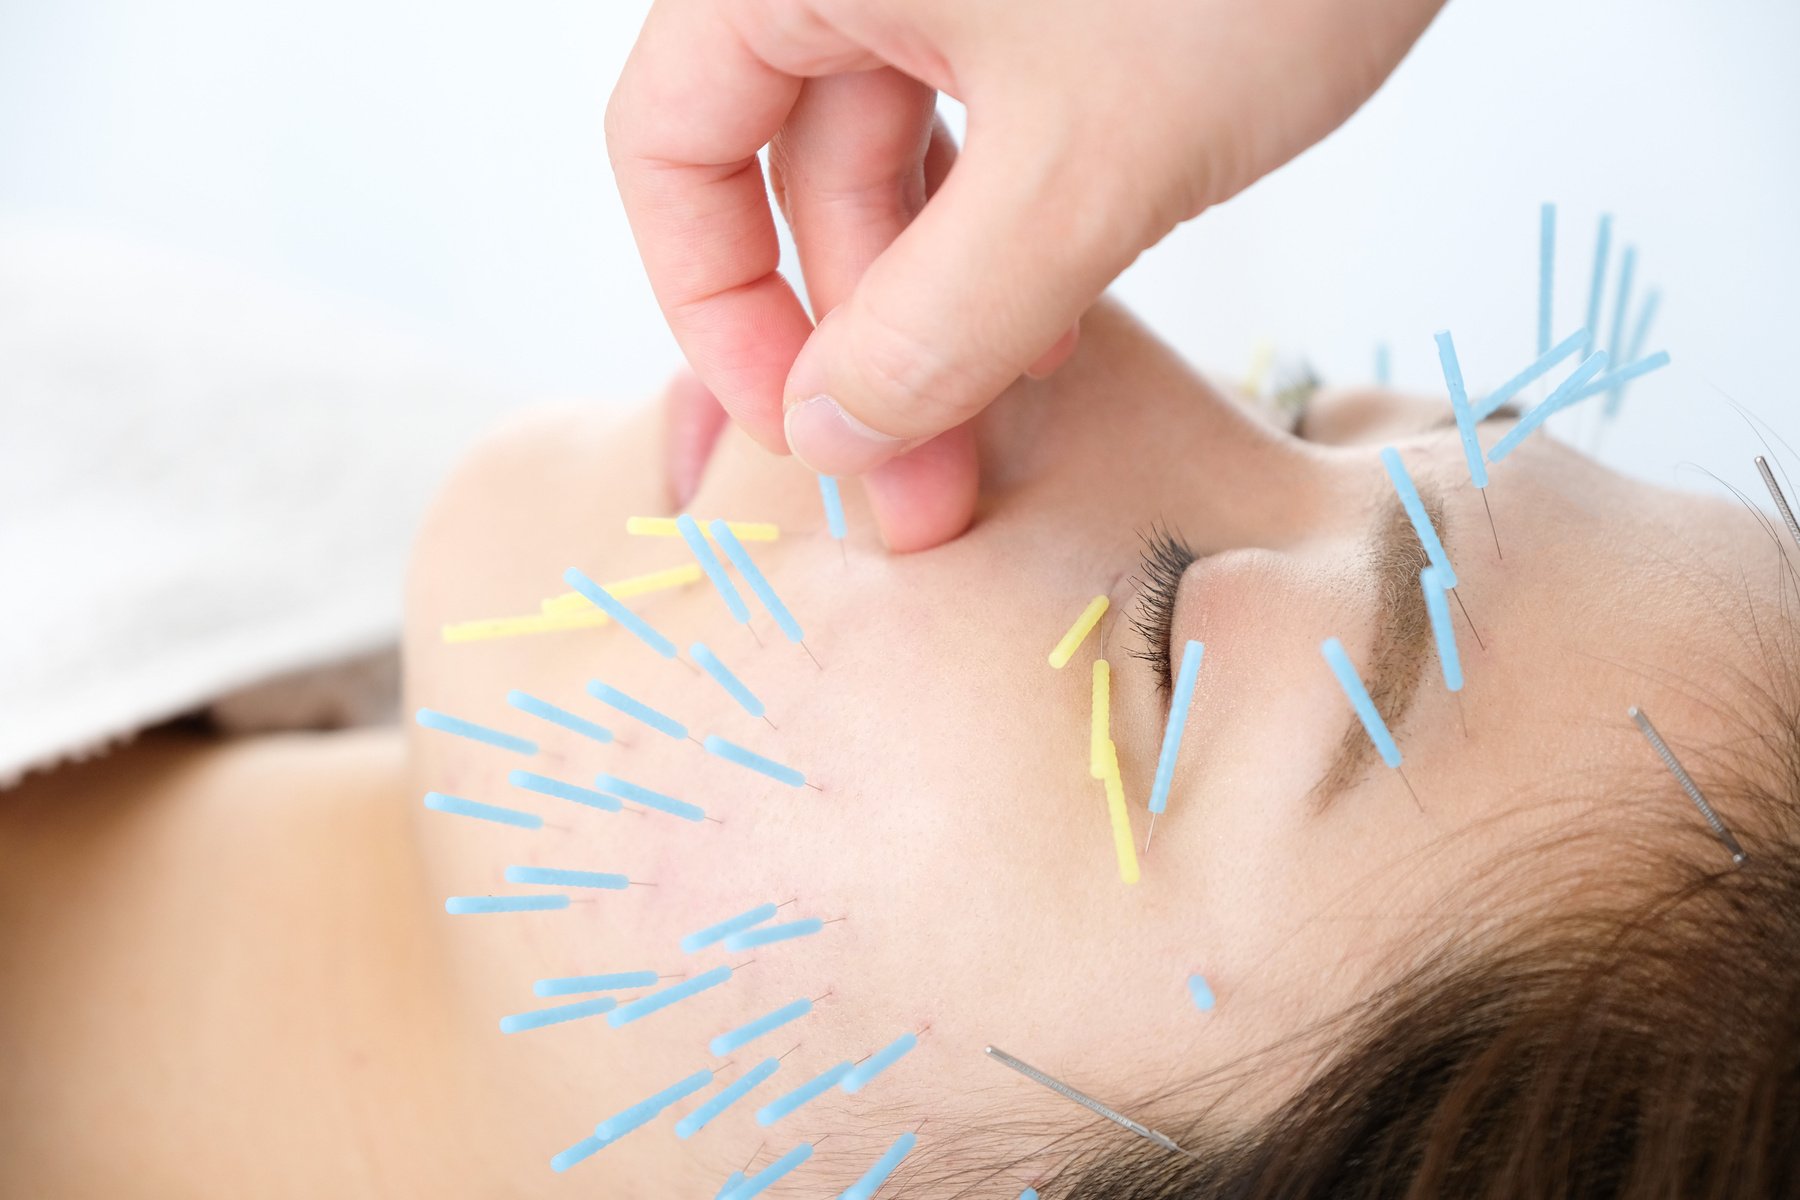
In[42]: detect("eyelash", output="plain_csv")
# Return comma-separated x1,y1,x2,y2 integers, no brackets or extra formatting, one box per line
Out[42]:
1128,523,1198,692
1124,382,1319,691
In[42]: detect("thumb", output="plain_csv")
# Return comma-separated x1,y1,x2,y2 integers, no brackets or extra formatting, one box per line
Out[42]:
781,126,1154,475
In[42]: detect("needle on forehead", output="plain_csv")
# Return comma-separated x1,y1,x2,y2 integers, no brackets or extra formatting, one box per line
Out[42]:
1434,330,1502,562
984,1046,1194,1159
1754,456,1800,556
1420,568,1463,693
1583,213,1613,362
1538,202,1556,357
1380,446,1483,648
1628,707,1748,866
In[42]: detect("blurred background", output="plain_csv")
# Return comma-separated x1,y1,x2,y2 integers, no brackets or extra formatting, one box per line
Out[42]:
3,0,1796,780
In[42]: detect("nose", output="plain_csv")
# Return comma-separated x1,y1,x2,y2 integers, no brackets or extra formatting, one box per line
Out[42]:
1299,385,1453,447
968,305,1337,550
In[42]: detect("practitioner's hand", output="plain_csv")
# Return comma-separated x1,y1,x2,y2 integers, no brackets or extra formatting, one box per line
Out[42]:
607,0,1444,550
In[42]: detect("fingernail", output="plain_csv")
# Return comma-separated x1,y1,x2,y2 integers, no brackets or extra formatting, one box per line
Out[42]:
783,395,907,475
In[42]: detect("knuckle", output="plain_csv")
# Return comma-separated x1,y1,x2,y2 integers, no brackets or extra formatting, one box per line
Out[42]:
601,93,625,157
846,308,980,434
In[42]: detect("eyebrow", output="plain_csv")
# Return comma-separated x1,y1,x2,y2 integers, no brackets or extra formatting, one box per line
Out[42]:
1310,486,1441,805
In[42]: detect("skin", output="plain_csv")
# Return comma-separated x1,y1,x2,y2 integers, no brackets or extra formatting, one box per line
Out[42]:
0,300,1774,1197
608,0,1449,550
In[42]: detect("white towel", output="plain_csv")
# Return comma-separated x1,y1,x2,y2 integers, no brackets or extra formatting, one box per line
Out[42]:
0,220,529,784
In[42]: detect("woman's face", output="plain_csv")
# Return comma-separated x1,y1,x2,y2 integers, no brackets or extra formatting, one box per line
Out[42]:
404,301,1769,1193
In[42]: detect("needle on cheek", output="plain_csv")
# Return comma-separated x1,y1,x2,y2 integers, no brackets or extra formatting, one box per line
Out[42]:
593,772,709,823
1100,741,1142,885
1050,595,1110,669
506,691,616,744
709,999,814,1056
723,917,824,952
840,1032,918,1095
422,791,543,830
627,516,780,542
818,475,848,564
702,734,817,790
1146,640,1204,854
596,1070,717,1142
540,563,705,616
725,1141,814,1197
675,1059,783,1139
708,520,821,669
1090,659,1111,779
563,567,682,661
414,707,538,756
681,903,779,954
676,513,761,647
504,866,629,891
755,1063,851,1127
607,966,735,1028
444,894,569,914
690,641,775,728
509,768,623,813
534,970,660,997
503,996,617,1038
585,680,690,741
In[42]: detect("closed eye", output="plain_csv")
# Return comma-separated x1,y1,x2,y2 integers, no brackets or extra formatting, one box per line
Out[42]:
1128,524,1198,694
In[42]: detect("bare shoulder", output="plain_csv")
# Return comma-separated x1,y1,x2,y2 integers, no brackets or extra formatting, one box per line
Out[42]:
0,729,485,1197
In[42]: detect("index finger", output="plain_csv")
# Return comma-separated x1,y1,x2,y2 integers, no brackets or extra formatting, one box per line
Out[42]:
606,1,852,451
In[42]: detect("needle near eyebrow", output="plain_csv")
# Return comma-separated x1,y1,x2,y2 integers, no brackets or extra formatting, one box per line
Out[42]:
1479,489,1503,561
1450,587,1486,652
1436,330,1504,562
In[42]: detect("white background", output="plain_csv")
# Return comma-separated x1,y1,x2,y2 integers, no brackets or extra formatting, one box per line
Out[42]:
3,0,1797,496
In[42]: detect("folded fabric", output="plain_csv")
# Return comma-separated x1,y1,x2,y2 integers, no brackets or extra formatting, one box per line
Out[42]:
0,220,527,785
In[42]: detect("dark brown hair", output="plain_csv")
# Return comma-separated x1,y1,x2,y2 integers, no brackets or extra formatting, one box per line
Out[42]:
1045,729,1800,1198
